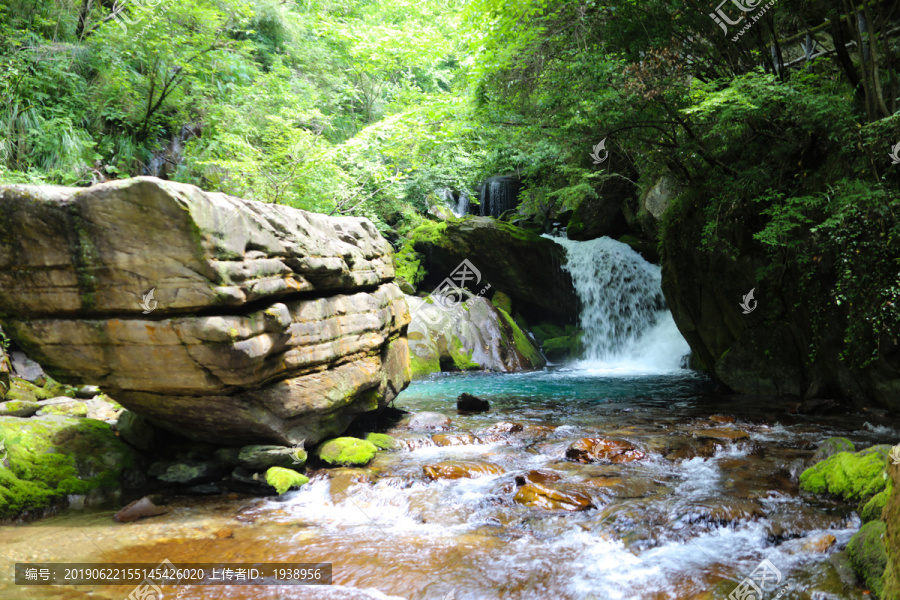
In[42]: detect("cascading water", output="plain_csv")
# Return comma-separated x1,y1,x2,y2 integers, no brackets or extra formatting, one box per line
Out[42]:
477,176,520,217
550,235,690,372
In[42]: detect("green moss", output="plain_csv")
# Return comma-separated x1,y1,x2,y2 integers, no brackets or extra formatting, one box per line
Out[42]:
532,323,565,342
394,242,426,288
542,334,584,362
812,437,856,463
0,416,139,518
5,377,75,404
39,402,88,417
408,221,448,244
364,433,396,450
448,335,480,371
496,309,543,368
409,351,440,379
491,291,512,314
315,437,378,467
860,485,891,523
800,450,888,501
848,520,887,597
265,467,309,495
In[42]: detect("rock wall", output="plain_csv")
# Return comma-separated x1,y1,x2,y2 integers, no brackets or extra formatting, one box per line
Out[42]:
660,189,900,410
406,293,544,377
0,177,410,445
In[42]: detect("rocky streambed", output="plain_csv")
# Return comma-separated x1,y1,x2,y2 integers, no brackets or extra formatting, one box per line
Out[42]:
0,368,895,600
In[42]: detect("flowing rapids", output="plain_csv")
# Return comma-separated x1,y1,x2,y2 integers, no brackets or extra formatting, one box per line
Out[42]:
0,370,893,600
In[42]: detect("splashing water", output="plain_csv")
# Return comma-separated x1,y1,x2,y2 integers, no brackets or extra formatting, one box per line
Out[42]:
549,236,690,373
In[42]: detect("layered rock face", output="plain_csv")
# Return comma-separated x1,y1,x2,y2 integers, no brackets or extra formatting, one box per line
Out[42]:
0,177,410,445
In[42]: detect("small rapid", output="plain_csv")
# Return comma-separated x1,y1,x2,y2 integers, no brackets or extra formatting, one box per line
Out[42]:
548,236,690,373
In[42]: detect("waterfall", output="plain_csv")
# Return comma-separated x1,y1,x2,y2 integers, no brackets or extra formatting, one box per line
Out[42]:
453,192,469,217
549,236,690,373
477,176,520,218
435,188,470,218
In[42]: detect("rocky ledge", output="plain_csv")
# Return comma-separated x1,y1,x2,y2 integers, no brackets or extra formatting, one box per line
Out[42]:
0,177,410,445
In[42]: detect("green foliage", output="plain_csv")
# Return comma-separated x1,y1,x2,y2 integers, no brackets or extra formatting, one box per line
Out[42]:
394,243,426,288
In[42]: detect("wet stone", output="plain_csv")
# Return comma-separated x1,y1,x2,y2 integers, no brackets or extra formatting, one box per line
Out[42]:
408,412,452,431
423,461,505,480
432,433,481,447
457,393,490,413
514,470,562,487
566,438,646,464
690,427,751,442
514,482,595,512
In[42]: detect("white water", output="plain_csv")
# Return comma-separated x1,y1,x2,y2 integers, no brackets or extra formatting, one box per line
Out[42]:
549,236,690,373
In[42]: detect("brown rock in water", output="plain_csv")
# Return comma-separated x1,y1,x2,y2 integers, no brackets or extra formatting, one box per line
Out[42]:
709,415,736,424
432,433,480,447
0,177,410,445
113,496,167,523
408,412,451,431
514,482,594,511
457,393,490,413
566,438,646,464
423,461,505,480
482,421,524,434
514,470,562,487
802,533,837,553
691,428,750,442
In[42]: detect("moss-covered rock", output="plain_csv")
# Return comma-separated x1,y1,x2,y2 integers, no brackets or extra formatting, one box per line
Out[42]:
800,450,888,501
860,485,891,523
316,437,378,467
265,467,309,495
5,377,75,404
36,399,88,417
882,461,900,599
532,323,566,342
0,400,40,417
491,292,512,314
848,520,887,597
542,334,584,362
364,433,396,450
0,416,141,518
812,437,856,464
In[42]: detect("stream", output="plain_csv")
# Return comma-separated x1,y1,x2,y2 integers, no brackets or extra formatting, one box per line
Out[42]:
0,368,895,600
0,237,892,600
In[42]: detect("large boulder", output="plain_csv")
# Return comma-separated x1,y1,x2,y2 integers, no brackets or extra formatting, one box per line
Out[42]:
410,218,577,323
0,177,410,445
406,292,544,378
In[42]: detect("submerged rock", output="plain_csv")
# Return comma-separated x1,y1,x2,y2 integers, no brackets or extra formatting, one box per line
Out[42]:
423,461,504,480
0,177,410,446
457,393,490,413
113,496,167,523
432,433,480,447
566,438,646,464
408,412,451,431
237,445,302,470
690,427,750,442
